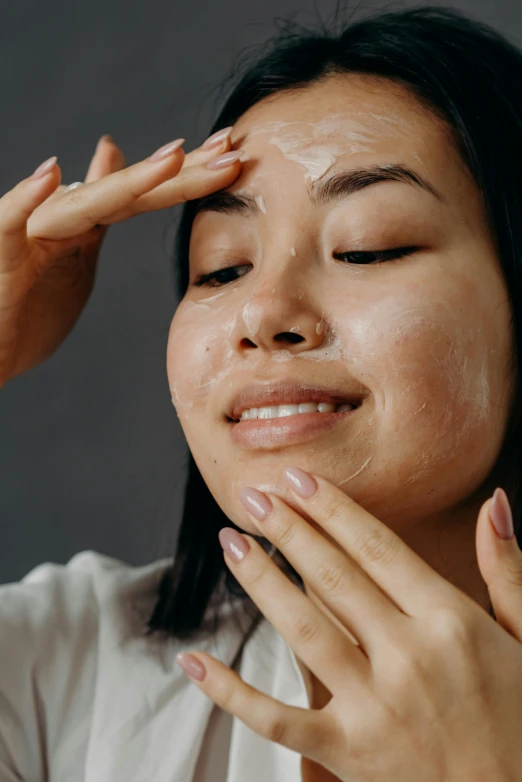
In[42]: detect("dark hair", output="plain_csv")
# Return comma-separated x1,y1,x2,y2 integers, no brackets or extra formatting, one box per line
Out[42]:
146,3,522,642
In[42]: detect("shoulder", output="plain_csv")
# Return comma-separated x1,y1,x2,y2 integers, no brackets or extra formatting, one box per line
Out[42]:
0,550,174,695
0,549,172,642
0,551,173,779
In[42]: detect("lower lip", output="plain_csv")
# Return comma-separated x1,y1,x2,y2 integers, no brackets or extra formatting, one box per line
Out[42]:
229,407,359,449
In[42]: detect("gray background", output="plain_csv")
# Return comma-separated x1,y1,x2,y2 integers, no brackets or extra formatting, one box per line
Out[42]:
1,0,520,583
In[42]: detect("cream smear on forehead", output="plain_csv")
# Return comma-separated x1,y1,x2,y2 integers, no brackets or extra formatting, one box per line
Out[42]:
245,111,417,183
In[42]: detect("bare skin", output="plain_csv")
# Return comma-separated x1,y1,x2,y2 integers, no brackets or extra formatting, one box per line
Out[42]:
167,74,516,780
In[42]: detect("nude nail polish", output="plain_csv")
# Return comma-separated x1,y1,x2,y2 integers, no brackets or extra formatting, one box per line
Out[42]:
202,126,233,149
148,138,185,162
205,150,244,170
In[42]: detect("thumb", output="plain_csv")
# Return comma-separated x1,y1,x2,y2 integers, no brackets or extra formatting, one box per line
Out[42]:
476,488,522,640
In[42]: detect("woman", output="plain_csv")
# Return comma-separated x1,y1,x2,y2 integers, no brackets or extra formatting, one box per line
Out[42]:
2,4,522,780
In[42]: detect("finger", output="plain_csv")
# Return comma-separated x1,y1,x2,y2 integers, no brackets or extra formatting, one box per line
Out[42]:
176,649,336,762
0,156,61,272
82,135,126,239
240,489,405,654
45,135,126,203
46,136,128,235
84,134,126,182
108,153,245,221
27,139,187,240
218,530,369,696
281,468,457,617
181,126,234,167
476,493,522,639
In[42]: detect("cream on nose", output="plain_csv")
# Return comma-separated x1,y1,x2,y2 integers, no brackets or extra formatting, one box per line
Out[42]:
241,300,264,337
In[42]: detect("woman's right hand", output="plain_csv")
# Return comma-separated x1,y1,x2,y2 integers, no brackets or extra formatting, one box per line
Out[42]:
0,129,243,387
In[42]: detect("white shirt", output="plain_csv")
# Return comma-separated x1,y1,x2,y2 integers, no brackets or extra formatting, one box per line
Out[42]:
0,550,313,781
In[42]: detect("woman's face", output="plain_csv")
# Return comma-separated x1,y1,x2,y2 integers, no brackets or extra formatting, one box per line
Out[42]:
166,74,514,564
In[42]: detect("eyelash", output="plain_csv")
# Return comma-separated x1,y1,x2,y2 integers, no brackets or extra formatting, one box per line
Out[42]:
192,246,417,288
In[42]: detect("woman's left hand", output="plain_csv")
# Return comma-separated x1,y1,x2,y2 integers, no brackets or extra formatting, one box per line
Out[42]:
176,467,522,781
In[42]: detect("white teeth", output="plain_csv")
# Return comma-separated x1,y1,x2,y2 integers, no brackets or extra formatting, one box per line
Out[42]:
317,402,336,413
239,401,355,421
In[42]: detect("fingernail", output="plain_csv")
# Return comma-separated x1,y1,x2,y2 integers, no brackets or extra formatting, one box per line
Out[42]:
202,126,233,149
283,467,317,498
489,488,514,540
238,487,272,521
29,156,58,181
99,134,113,144
205,150,244,170
218,527,251,562
176,652,207,681
148,138,185,162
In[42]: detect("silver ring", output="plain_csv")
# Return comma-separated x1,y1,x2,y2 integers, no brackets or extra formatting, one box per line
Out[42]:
64,181,84,193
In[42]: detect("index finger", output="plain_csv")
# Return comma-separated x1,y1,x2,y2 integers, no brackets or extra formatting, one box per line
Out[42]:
26,140,187,240
281,467,456,616
115,152,246,219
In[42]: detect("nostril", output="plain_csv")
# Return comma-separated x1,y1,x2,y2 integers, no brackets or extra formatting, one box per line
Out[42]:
274,332,304,343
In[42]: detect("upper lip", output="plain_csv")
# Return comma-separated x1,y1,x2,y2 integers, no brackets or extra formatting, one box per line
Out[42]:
226,379,365,421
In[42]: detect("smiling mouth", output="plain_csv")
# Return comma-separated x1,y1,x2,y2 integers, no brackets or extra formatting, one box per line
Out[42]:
227,401,359,424
227,402,362,450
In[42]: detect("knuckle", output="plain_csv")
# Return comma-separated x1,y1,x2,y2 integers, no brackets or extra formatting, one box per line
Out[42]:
244,560,267,590
265,716,290,745
63,188,85,208
274,519,296,548
431,605,474,650
390,652,419,689
356,528,401,569
63,190,99,226
322,495,350,528
291,612,319,646
315,560,347,597
502,562,522,589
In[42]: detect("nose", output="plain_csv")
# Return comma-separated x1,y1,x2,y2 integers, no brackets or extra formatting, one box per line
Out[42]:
232,267,326,356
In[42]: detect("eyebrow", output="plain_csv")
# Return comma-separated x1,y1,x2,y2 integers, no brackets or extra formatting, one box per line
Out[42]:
193,163,447,218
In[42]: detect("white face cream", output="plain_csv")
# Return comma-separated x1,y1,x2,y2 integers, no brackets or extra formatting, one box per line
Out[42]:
245,108,420,183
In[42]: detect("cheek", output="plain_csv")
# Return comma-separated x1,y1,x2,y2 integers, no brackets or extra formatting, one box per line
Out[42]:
343,287,507,480
166,301,237,424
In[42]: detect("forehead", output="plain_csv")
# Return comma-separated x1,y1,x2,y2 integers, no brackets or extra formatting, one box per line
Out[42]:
193,75,476,222
229,74,452,170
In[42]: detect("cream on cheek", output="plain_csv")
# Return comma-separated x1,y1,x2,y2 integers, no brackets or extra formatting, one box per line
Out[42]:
167,293,238,421
335,280,506,513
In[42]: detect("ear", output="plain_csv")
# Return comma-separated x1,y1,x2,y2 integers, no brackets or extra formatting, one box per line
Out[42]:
476,489,522,641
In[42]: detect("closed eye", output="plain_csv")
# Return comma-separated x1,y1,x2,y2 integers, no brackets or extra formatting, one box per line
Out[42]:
192,246,418,288
193,264,251,288
333,246,418,264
